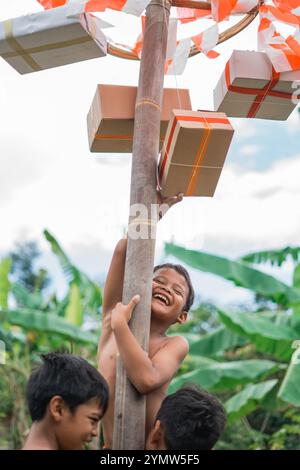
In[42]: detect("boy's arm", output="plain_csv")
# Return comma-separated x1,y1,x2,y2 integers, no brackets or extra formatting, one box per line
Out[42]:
102,237,127,318
100,192,183,345
99,238,127,349
111,297,189,394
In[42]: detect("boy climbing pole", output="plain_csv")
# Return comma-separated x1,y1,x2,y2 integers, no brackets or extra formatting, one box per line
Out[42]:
98,192,196,448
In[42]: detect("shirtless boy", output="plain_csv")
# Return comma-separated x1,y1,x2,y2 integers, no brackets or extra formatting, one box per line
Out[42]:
98,193,195,448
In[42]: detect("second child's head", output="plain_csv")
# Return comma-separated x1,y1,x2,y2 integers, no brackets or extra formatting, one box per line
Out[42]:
151,263,194,327
146,385,226,450
26,352,109,450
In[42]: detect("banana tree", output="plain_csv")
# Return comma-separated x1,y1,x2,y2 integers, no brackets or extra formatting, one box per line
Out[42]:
0,230,102,348
44,230,102,326
166,243,300,432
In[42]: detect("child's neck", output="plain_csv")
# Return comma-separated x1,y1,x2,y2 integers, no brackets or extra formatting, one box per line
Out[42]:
150,319,168,338
23,419,59,450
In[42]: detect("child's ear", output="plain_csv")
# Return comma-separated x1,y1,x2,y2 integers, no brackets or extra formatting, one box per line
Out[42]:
176,310,188,325
49,396,68,422
145,420,166,450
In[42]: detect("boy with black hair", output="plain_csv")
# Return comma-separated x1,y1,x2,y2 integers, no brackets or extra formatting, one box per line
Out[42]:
146,385,227,450
23,352,109,450
98,192,196,448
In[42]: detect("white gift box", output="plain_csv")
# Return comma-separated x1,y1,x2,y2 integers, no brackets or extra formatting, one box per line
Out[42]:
0,3,108,74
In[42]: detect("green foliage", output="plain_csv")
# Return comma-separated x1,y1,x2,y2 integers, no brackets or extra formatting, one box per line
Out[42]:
217,310,298,361
240,246,300,267
65,283,83,326
1,309,97,345
278,342,300,406
0,232,104,449
165,243,300,307
0,258,11,309
225,380,278,424
268,409,300,450
169,359,279,393
9,241,50,294
11,283,44,310
167,241,300,449
44,230,102,319
189,326,246,357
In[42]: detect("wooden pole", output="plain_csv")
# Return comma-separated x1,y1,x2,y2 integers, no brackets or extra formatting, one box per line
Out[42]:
113,0,172,450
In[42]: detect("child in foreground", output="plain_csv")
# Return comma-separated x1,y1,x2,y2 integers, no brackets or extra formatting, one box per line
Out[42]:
23,352,109,450
146,384,227,450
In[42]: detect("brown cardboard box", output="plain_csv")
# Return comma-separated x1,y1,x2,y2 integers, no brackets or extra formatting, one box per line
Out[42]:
0,4,107,74
214,50,300,120
158,110,234,197
87,85,192,153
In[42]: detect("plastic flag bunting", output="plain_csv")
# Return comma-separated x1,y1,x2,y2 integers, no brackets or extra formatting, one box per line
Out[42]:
258,10,300,72
260,3,300,26
273,1,300,15
177,0,258,23
165,38,191,75
211,0,238,22
36,0,300,72
37,0,151,16
133,18,178,70
176,6,212,24
192,23,220,58
37,0,66,7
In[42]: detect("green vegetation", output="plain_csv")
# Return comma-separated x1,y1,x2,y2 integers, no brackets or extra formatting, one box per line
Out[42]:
167,242,300,449
0,234,300,449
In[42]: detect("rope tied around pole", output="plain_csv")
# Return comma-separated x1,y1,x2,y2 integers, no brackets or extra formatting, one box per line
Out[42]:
135,98,161,110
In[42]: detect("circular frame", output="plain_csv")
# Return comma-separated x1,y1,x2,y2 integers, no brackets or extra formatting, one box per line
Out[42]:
107,1,260,61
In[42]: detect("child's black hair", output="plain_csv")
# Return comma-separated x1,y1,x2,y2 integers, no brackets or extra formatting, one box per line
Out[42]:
156,385,226,450
26,352,109,422
153,263,195,312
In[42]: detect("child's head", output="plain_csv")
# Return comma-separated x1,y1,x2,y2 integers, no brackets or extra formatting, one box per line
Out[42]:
146,385,226,450
26,352,109,450
152,263,195,326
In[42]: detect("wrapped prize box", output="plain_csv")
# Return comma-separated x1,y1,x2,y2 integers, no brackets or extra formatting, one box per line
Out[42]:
87,84,192,153
0,2,108,74
214,50,300,120
158,109,234,197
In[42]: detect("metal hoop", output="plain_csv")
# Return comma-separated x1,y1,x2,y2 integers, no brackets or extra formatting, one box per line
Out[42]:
107,2,260,61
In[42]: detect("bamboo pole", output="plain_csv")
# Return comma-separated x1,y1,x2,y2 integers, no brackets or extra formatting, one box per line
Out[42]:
112,0,172,450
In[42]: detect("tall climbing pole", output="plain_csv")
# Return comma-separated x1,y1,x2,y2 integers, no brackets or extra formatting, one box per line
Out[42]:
111,0,261,450
113,0,172,450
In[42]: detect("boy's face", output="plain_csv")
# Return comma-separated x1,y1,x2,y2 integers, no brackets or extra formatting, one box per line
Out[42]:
151,267,189,325
54,397,103,450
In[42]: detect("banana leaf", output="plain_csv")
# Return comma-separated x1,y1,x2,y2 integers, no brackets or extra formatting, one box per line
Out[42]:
218,309,298,361
189,326,246,357
278,343,300,406
65,283,83,326
1,308,98,345
169,359,279,393
11,282,44,310
225,380,278,423
0,258,11,309
240,246,300,267
293,263,300,318
165,243,300,307
44,230,102,316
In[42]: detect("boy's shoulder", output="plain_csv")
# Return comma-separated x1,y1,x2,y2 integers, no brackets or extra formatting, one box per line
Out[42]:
166,334,189,346
160,334,189,358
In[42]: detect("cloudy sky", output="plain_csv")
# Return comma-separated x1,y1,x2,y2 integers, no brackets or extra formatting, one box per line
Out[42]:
0,0,299,307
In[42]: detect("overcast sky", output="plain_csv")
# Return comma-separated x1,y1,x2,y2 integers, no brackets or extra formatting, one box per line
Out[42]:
0,1,299,307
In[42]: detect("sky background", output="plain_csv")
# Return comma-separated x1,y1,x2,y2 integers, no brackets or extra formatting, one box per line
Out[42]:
0,0,299,308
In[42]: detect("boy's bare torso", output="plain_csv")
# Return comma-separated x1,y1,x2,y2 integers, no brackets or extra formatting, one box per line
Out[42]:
99,331,171,448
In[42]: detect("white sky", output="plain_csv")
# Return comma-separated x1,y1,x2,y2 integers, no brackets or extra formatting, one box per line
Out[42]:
0,1,299,306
